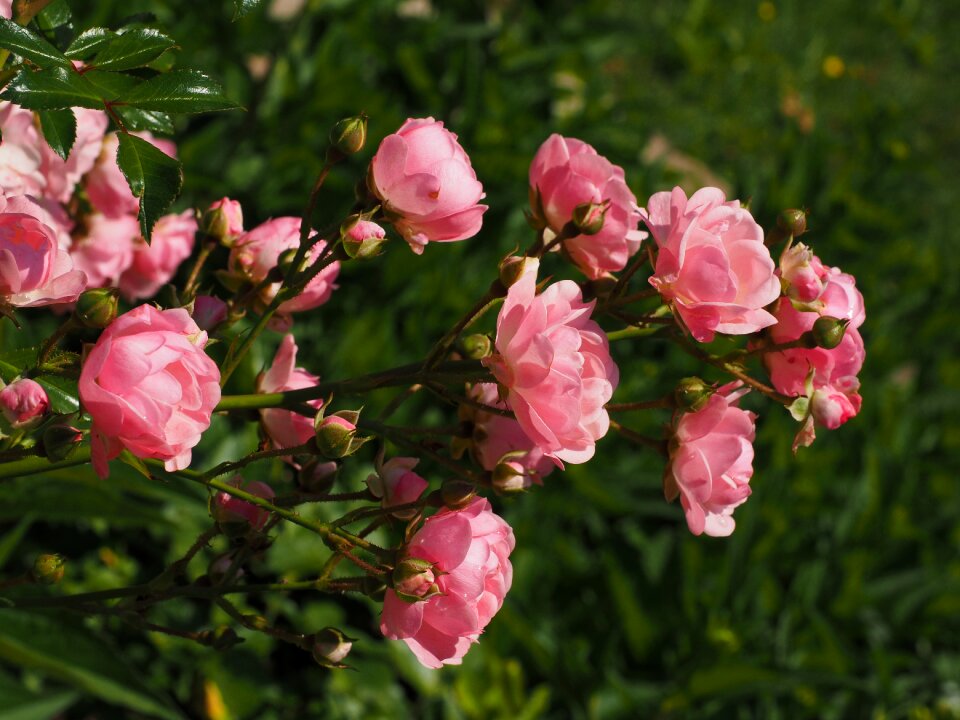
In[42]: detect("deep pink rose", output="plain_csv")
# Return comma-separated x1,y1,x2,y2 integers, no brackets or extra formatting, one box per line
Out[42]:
529,134,646,279
370,117,487,254
257,334,323,452
0,378,48,426
380,497,514,668
483,258,618,464
367,457,429,518
466,383,555,482
230,217,340,320
0,103,45,197
667,382,756,537
119,210,198,300
40,109,109,203
0,211,86,306
212,478,275,531
641,187,780,342
86,132,176,218
3,194,73,249
79,305,221,478
69,213,139,288
810,381,862,430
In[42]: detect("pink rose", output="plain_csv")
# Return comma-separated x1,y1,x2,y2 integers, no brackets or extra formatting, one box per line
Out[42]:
483,258,618,464
380,497,514,668
3,194,73,249
529,134,646,279
0,211,87,306
370,117,487,254
367,457,429,518
0,103,45,197
641,187,781,342
0,1,11,19
206,197,244,239
810,381,862,430
211,477,275,531
79,305,221,478
229,217,340,320
256,334,323,452
69,213,140,289
119,210,198,300
666,382,756,537
0,378,49,426
85,132,177,218
192,295,228,331
466,383,555,482
40,109,109,203
778,242,825,303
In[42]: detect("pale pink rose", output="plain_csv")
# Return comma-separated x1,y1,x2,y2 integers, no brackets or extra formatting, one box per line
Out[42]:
192,295,228,331
370,118,487,254
3,194,73,249
85,132,176,218
483,258,618,464
667,382,756,537
0,103,45,197
778,242,825,303
641,187,781,342
0,211,87,306
119,210,197,300
230,217,340,320
0,378,48,426
207,197,244,239
211,478,275,531
69,213,139,288
79,305,221,478
256,334,323,452
40,109,109,203
529,134,646,279
0,1,11,18
467,383,555,482
367,457,428,518
380,497,514,668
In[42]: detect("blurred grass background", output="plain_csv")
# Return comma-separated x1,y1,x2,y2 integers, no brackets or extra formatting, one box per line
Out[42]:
1,0,959,718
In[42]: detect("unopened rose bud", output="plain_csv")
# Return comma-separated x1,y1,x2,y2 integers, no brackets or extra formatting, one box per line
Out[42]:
492,460,531,495
368,457,427,518
191,295,229,332
341,217,387,260
312,627,355,668
201,198,244,243
498,255,537,290
41,424,83,461
0,378,49,427
393,558,437,599
779,242,823,303
74,288,118,329
32,553,65,584
571,200,609,236
811,316,849,349
777,208,808,238
329,115,368,156
315,414,358,459
210,478,275,536
440,479,476,510
461,333,492,359
299,460,339,494
675,377,713,412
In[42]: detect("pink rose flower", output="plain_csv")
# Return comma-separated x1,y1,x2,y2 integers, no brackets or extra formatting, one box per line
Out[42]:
778,242,825,303
40,109,109,203
810,381,862,430
79,305,221,478
666,382,756,537
230,217,340,321
380,497,514,668
119,210,198,300
370,117,487,254
367,456,429,518
0,210,87,307
466,383,555,482
85,132,176,218
3,194,73,249
0,103,45,197
256,334,324,452
68,213,140,289
483,258,618,464
192,295,228,331
529,134,646,279
641,187,781,342
206,197,244,239
0,1,11,19
211,477,275,531
0,378,49,426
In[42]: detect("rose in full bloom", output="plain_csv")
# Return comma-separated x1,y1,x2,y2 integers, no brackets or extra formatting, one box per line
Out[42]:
119,210,198,300
68,213,140,289
369,118,487,254
0,103,45,197
529,134,646,279
0,208,87,307
40,109,109,203
85,132,177,218
256,334,324,453
366,456,429,518
483,258,618,464
665,382,756,537
0,378,49,427
211,477,275,532
380,497,514,668
641,187,781,342
79,305,221,478
229,217,340,322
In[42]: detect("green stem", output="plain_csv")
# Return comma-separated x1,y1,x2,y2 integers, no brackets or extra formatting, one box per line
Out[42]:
0,447,91,480
35,317,77,368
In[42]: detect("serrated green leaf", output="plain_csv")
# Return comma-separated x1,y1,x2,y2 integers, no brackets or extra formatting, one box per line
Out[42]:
34,375,79,414
116,132,182,242
122,69,240,114
79,68,140,102
0,67,101,110
36,108,76,160
64,27,116,59
115,107,174,135
0,610,184,720
233,0,264,20
0,17,71,69
91,28,176,72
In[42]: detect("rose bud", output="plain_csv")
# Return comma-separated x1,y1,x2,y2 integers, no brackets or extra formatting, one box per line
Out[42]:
211,478,276,535
32,553,65,584
367,457,428,518
315,413,359,459
312,627,356,668
192,295,229,332
674,376,713,412
74,288,119,329
0,378,49,427
41,424,84,462
329,115,368,156
202,197,244,243
299,459,339,494
341,217,387,260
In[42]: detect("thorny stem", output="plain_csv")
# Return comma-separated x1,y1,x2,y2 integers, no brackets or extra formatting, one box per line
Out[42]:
181,238,218,303
610,419,667,456
606,396,674,412
674,336,792,405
